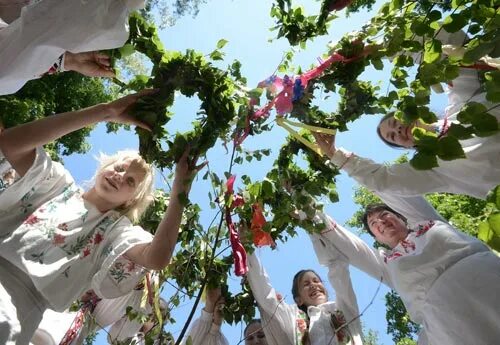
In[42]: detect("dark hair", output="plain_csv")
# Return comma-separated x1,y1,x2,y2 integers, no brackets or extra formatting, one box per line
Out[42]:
361,203,408,237
376,112,407,149
244,318,262,337
291,269,322,312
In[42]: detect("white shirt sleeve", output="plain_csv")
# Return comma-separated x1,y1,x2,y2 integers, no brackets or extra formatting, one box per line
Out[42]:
0,0,145,95
375,191,445,226
184,309,229,345
246,253,297,341
330,148,448,198
309,214,393,288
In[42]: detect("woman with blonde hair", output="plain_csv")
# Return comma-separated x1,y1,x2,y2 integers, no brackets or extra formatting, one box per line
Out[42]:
0,89,204,344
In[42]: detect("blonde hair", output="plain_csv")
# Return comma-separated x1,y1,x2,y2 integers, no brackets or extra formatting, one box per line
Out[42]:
94,150,154,223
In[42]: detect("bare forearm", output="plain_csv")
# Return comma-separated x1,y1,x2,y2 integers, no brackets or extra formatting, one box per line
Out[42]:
0,103,110,175
142,180,188,269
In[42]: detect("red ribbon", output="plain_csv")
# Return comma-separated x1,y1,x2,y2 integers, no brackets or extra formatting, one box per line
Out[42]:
250,203,275,248
59,292,100,345
225,175,248,276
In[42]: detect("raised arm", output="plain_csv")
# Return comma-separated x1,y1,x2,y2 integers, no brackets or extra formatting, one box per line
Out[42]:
309,213,393,288
0,0,143,95
246,252,284,316
185,288,229,345
313,133,449,197
124,150,205,270
0,90,153,177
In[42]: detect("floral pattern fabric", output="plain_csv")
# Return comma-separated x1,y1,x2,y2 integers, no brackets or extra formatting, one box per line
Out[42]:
0,147,153,311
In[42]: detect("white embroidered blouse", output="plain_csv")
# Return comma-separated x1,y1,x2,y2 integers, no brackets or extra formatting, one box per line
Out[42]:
0,147,153,311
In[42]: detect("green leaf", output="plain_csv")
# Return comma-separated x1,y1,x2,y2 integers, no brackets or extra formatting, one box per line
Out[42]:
486,185,500,209
424,39,442,64
485,71,500,103
209,50,225,61
446,123,473,140
186,336,193,345
436,136,466,161
410,151,439,170
216,39,229,49
456,102,488,124
478,221,493,243
471,112,499,136
371,58,384,70
428,10,442,22
488,213,500,236
442,13,468,33
119,44,135,58
463,42,495,64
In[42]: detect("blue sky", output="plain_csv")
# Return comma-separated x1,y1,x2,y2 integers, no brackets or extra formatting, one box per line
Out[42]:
62,0,449,343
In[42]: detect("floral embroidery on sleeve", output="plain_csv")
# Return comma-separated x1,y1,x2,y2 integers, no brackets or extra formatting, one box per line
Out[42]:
108,257,142,284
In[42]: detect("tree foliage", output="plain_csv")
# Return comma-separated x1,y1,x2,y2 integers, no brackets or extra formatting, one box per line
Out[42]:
0,72,111,161
4,0,499,343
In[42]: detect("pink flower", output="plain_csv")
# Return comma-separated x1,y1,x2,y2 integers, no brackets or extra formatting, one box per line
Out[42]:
53,233,65,245
93,232,104,245
24,214,40,225
126,261,136,272
82,247,91,258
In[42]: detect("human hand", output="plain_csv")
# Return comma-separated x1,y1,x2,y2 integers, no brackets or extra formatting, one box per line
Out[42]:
172,147,207,193
64,51,115,78
312,132,336,159
103,89,158,130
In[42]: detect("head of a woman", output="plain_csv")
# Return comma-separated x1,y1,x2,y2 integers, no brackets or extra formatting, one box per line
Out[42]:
244,319,267,345
292,270,328,311
93,150,154,223
362,203,409,248
377,112,416,149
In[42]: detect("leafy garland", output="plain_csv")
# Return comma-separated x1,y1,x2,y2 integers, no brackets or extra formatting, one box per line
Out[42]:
270,0,378,46
111,13,246,168
102,0,500,341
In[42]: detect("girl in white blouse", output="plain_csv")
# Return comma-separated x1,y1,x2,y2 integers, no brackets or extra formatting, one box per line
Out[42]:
309,197,500,345
246,251,362,345
0,89,203,344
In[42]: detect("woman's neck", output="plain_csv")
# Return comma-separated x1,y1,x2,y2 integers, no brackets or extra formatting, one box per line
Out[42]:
82,187,117,213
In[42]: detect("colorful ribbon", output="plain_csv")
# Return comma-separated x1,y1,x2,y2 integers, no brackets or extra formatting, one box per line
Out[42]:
276,117,336,156
250,203,275,248
225,175,248,276
59,292,101,345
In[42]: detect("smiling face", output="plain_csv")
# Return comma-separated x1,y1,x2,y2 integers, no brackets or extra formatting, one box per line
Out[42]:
94,157,147,209
244,321,268,345
378,116,415,148
294,271,328,308
367,209,409,248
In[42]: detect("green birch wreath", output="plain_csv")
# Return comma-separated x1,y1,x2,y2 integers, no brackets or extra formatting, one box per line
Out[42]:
110,13,247,169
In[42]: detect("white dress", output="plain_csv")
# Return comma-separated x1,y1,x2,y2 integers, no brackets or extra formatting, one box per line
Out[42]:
0,147,153,344
246,253,362,345
0,0,144,95
311,200,500,345
331,69,500,201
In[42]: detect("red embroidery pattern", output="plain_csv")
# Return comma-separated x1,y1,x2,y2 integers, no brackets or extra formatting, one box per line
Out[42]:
384,251,403,263
400,239,416,253
415,220,435,237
